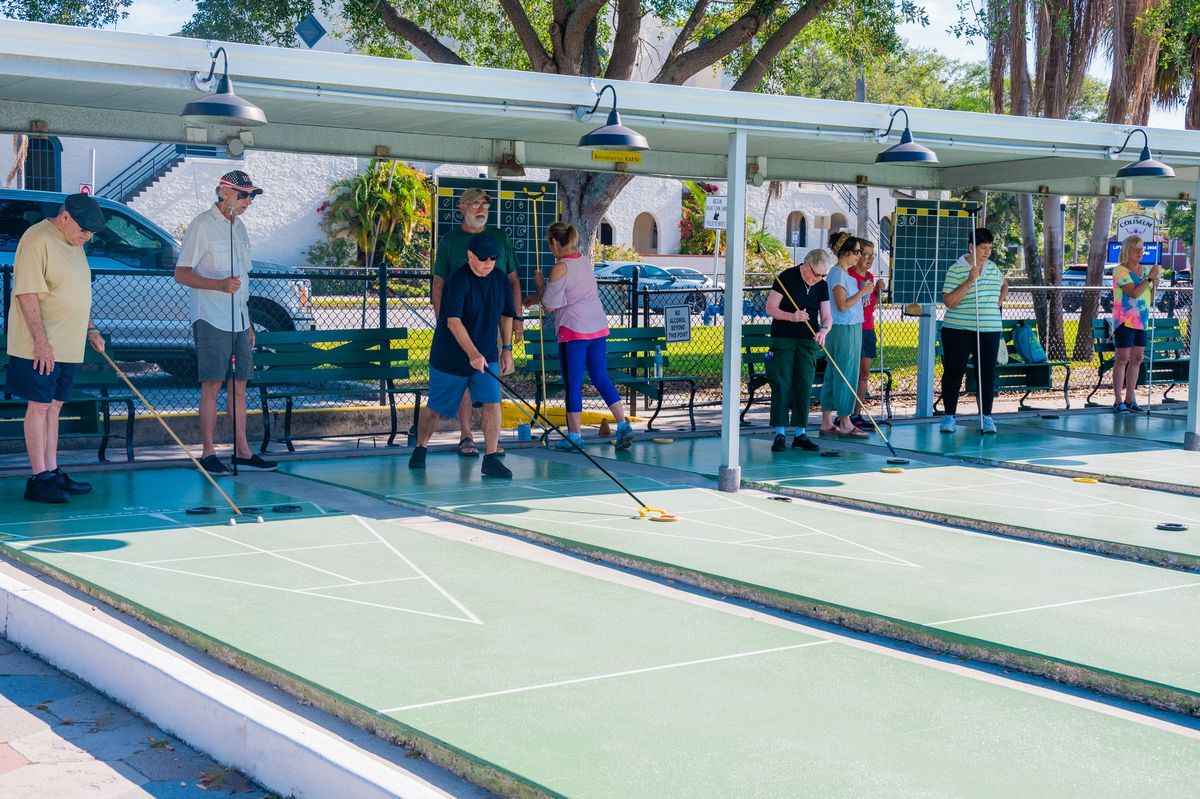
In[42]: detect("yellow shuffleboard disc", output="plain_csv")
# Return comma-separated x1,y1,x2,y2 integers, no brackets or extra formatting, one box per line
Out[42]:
880,467,904,474
1072,476,1099,484
652,438,674,444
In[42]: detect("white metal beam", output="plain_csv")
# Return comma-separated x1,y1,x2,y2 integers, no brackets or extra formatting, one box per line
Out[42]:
719,130,748,492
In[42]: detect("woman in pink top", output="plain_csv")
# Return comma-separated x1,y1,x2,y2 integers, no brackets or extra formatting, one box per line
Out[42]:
535,223,634,451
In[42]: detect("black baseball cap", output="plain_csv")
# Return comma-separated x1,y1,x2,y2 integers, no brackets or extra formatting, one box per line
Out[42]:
219,170,264,196
63,193,106,232
468,233,500,260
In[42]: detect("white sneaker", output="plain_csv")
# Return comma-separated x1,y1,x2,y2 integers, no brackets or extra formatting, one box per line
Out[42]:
939,415,956,433
981,416,997,434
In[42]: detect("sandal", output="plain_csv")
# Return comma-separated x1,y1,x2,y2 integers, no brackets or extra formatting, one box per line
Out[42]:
839,428,869,438
457,436,480,457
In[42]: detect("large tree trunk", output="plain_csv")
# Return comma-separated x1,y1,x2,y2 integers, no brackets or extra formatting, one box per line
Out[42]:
1020,194,1048,333
1075,196,1114,360
550,169,635,257
1042,194,1067,357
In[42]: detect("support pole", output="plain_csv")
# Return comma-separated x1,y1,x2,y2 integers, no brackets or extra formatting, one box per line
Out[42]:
1185,180,1200,451
719,129,747,491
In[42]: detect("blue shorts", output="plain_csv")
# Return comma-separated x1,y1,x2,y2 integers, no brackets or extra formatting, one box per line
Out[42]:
428,364,501,418
1113,324,1147,349
4,357,77,403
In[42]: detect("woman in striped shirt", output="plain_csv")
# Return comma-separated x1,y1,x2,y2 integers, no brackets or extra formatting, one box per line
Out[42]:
939,227,1008,434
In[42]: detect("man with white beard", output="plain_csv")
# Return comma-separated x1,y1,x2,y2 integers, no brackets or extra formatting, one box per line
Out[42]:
432,188,523,457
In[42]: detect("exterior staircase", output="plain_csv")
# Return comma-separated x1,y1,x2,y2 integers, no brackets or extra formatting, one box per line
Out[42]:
98,144,222,203
825,182,881,244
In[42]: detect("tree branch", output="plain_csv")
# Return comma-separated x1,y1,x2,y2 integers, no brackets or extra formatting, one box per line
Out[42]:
731,0,833,92
604,0,643,81
665,0,711,66
497,0,555,73
653,1,784,86
375,1,465,65
559,0,611,73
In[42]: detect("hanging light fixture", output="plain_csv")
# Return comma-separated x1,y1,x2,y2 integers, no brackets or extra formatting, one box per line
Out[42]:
874,108,938,164
577,84,648,152
181,47,267,127
1112,129,1174,179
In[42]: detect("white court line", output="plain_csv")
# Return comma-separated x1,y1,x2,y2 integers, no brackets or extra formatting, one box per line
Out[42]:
358,517,483,625
0,501,327,541
926,580,1200,626
140,540,379,566
730,532,824,543
381,640,830,713
698,488,922,569
299,576,424,592
509,495,780,541
21,543,479,623
152,514,360,584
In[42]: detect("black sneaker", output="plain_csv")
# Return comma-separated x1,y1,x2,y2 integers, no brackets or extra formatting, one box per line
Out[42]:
771,433,786,452
408,446,427,470
232,454,279,472
792,434,819,452
25,472,69,504
52,468,92,495
198,455,230,476
481,452,512,479
1126,401,1145,413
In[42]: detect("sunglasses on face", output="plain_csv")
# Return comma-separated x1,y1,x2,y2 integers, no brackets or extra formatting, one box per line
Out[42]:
235,191,255,201
477,255,497,262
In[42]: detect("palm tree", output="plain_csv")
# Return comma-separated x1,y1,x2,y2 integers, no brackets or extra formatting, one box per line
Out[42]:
1075,0,1168,360
6,135,26,187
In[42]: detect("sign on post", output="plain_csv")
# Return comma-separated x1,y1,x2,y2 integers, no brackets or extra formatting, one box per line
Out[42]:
1116,214,1156,240
78,183,92,196
704,196,727,230
663,305,692,343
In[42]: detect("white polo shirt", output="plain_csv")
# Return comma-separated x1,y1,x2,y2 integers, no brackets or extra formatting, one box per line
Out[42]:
178,205,252,332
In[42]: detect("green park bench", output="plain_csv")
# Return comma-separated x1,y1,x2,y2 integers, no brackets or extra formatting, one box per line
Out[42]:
1086,316,1190,405
936,319,1072,411
740,323,893,424
525,326,698,431
1,339,136,462
253,328,426,452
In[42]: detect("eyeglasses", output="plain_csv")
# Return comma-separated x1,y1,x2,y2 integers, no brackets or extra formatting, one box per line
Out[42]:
476,255,497,262
235,191,255,201
850,248,862,254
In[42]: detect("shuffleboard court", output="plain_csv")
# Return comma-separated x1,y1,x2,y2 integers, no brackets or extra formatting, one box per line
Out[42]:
281,452,1200,713
999,410,1190,447
3,487,1200,797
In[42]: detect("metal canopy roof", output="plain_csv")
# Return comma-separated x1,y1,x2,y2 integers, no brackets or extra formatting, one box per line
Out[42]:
1,19,1199,200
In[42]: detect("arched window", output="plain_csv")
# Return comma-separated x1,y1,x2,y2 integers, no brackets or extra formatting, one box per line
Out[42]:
785,212,807,248
829,212,848,233
632,212,658,254
880,216,893,252
24,136,62,193
599,219,614,246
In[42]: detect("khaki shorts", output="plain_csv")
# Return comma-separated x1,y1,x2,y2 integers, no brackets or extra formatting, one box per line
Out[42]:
193,320,253,382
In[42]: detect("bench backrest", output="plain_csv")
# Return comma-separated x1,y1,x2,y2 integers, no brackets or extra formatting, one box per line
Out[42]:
1092,316,1186,360
936,318,1047,363
525,326,673,377
253,328,410,385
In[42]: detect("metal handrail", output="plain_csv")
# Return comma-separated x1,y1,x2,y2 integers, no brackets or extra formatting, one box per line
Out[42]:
98,144,222,202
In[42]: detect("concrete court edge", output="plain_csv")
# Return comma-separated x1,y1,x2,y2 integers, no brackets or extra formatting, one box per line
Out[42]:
379,496,1200,719
0,548,563,799
741,478,1200,574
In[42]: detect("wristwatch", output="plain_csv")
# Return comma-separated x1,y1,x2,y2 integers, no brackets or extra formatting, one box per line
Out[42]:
502,344,513,351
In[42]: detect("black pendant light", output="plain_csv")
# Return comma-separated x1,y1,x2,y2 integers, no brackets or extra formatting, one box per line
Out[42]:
874,108,938,164
577,84,648,152
181,47,268,127
1113,129,1174,179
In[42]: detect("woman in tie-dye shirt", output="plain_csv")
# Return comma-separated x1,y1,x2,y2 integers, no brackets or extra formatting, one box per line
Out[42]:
1110,234,1159,413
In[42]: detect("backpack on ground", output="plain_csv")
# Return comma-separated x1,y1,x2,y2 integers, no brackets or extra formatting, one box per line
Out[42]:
1011,320,1047,363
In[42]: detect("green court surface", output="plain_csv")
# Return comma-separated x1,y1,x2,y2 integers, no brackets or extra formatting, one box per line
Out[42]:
281,453,1200,713
3,473,1200,797
1000,410,1190,446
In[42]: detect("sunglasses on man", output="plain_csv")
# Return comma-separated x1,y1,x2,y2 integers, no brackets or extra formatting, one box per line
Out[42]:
235,190,256,201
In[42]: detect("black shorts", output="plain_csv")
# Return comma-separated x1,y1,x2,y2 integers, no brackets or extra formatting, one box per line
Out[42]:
4,356,77,403
1113,324,1147,349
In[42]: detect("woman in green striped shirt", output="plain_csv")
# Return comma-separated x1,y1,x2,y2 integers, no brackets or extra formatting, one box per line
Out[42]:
939,227,1008,434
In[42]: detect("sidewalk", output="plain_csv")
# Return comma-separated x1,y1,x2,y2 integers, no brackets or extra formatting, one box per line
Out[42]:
0,638,272,799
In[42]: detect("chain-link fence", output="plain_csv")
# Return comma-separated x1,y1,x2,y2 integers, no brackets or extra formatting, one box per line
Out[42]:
1,266,1192,425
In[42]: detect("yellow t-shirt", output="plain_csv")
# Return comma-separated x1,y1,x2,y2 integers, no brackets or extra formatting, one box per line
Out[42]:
6,219,93,363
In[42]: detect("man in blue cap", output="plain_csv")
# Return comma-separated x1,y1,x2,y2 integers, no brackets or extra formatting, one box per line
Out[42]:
5,193,107,503
410,232,515,478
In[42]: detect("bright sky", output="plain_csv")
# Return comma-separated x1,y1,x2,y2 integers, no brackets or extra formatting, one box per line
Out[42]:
114,1,1183,129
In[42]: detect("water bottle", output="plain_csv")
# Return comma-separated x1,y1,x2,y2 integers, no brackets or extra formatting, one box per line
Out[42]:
653,345,664,379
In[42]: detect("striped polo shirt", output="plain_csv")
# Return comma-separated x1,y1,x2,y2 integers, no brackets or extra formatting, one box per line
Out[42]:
942,256,1003,332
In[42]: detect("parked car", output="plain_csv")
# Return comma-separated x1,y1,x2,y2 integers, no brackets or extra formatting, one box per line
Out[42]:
1060,263,1115,313
664,266,721,289
0,188,314,380
593,261,709,313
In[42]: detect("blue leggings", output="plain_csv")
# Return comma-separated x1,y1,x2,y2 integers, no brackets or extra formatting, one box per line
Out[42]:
560,337,621,413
